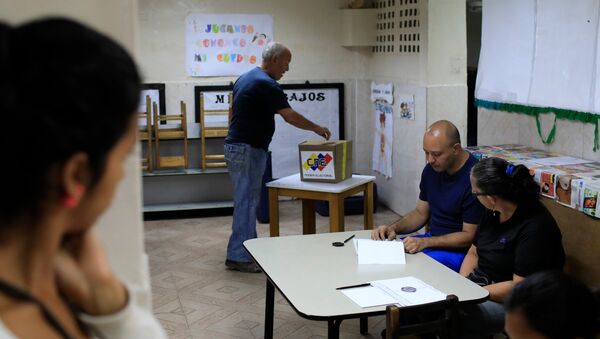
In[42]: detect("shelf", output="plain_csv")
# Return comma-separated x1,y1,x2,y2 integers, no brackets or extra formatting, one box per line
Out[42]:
142,167,228,177
143,201,234,213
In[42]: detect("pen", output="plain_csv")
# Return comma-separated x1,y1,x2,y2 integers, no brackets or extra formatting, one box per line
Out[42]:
336,283,371,290
343,234,356,243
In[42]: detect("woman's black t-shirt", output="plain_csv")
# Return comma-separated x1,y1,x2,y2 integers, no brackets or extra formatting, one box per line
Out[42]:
474,200,565,283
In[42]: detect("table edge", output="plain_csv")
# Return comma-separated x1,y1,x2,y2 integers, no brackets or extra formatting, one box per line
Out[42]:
243,240,490,320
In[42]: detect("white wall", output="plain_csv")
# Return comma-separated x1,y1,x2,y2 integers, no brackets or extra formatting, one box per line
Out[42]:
0,0,152,308
137,0,469,217
475,1,600,162
139,0,362,82
426,0,467,136
357,0,467,216
138,0,367,154
0,0,137,51
478,109,600,162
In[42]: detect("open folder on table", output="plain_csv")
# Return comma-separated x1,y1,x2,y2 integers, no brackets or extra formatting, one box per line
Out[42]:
353,238,406,264
339,276,447,308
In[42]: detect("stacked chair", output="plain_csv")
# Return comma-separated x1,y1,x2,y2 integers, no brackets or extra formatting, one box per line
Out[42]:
138,95,153,171
199,92,231,170
153,100,189,169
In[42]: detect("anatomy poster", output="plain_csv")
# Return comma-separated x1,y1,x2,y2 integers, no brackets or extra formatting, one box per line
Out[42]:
372,100,394,178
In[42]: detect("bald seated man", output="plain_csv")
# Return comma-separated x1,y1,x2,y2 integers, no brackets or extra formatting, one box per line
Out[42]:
372,120,484,272
224,41,331,273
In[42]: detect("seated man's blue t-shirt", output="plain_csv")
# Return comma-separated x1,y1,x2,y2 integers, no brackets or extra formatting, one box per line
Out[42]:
415,153,484,272
226,67,291,150
419,153,483,237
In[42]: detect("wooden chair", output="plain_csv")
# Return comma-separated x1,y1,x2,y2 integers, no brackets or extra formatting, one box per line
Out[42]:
199,92,231,169
153,100,188,169
138,95,153,171
385,295,459,339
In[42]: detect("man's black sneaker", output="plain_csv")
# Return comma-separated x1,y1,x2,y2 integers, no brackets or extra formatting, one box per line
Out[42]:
225,259,262,273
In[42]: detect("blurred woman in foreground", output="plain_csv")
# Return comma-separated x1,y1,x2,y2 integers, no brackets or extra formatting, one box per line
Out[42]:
0,18,166,338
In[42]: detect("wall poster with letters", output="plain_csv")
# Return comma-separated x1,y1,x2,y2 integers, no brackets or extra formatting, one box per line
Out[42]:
194,83,344,178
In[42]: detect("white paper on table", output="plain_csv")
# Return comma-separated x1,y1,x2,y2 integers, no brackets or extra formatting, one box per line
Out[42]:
339,276,446,308
531,156,592,166
353,239,406,264
372,276,447,306
340,285,397,308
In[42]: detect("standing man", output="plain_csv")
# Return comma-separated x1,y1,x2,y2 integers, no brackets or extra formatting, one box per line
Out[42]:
371,120,484,272
224,42,331,273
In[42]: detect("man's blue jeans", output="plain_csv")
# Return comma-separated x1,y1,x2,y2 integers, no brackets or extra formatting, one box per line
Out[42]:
224,142,267,262
459,300,505,338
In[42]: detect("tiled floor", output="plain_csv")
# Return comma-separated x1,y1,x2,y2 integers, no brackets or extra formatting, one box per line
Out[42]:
145,200,405,339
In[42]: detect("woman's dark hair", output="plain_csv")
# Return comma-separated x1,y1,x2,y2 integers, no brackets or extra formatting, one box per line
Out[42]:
471,157,539,205
505,270,600,339
0,18,141,225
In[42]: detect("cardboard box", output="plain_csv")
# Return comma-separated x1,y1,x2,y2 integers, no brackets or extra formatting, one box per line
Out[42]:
571,178,586,211
531,167,564,199
299,140,352,183
582,181,600,218
555,174,580,208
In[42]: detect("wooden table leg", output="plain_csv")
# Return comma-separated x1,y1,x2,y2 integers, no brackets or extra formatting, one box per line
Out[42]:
302,199,316,234
329,194,345,232
364,182,374,230
269,187,279,237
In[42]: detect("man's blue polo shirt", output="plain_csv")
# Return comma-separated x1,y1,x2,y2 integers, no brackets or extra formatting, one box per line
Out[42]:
419,153,484,237
225,67,290,150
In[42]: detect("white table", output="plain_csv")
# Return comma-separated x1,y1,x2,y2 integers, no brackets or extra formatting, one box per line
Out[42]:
266,174,375,236
244,231,489,339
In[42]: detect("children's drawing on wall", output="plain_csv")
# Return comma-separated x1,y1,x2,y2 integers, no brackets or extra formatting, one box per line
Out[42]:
398,94,415,120
251,32,269,45
371,81,394,178
372,100,393,178
371,82,394,104
185,14,273,76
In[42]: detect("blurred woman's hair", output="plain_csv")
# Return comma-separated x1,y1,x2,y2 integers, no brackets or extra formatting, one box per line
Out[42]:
505,270,600,339
0,18,140,226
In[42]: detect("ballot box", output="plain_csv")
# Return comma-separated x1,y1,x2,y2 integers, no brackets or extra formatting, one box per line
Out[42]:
298,140,352,183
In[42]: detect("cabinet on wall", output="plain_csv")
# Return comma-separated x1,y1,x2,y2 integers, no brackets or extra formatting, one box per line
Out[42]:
340,8,377,47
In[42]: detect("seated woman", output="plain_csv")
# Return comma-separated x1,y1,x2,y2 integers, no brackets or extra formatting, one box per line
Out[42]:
505,270,599,339
458,157,565,338
0,18,166,338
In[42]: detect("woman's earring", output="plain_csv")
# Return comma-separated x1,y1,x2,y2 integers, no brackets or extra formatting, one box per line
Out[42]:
492,204,498,217
63,195,77,208
62,184,85,208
